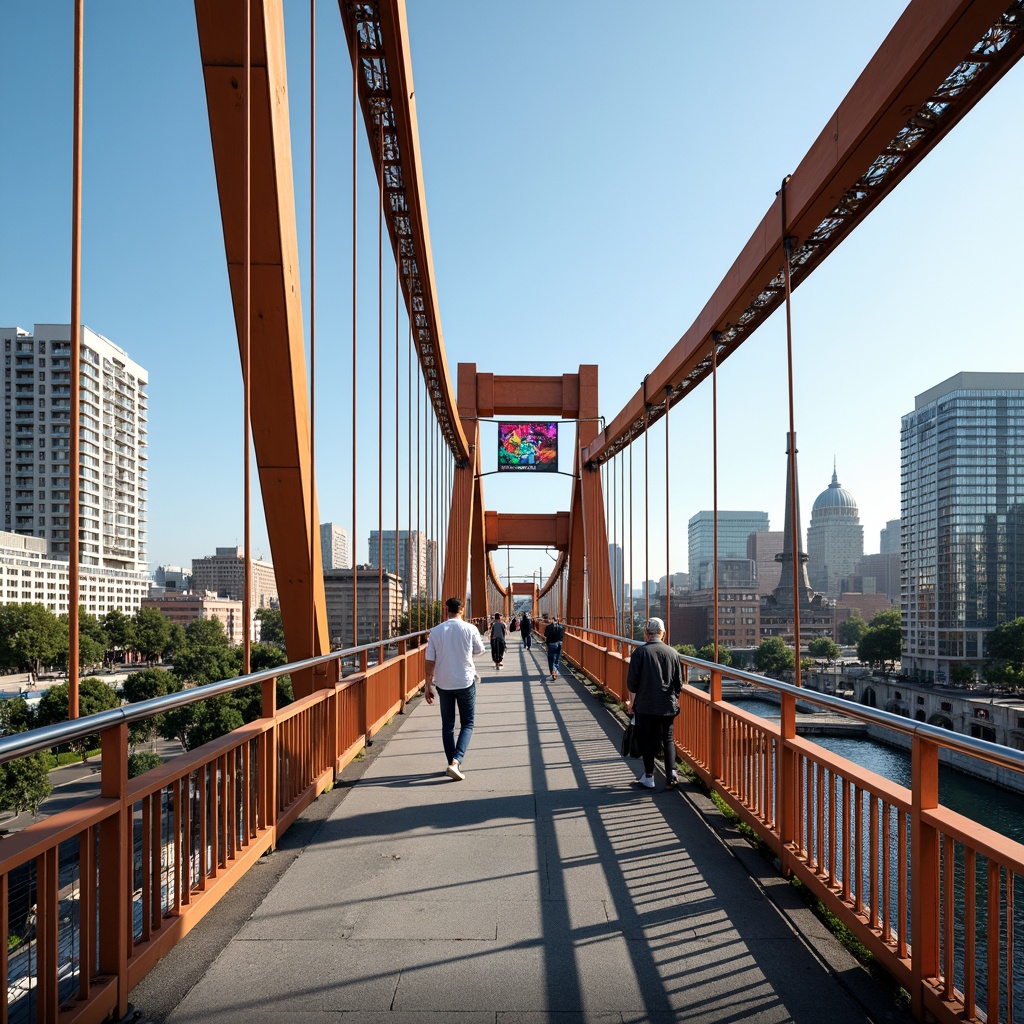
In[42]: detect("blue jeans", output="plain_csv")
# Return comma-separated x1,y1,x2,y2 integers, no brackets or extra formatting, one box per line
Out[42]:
546,642,563,675
437,682,476,764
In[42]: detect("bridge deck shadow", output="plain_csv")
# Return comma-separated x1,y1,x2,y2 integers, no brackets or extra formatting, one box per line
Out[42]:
134,636,911,1024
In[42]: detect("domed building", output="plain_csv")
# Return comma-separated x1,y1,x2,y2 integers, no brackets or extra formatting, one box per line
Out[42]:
806,463,863,600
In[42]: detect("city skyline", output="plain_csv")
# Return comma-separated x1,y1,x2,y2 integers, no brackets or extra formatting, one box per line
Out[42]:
3,3,1021,587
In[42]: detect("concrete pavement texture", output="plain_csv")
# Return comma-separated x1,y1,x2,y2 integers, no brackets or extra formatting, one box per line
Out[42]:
130,637,912,1024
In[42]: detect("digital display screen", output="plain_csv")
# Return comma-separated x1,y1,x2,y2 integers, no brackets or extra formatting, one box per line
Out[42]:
497,422,558,473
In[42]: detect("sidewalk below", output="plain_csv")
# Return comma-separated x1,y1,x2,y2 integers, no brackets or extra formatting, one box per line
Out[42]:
135,637,911,1023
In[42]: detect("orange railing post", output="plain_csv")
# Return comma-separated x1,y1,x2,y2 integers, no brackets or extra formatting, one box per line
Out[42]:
709,665,723,785
262,675,279,842
99,720,131,1019
911,732,940,1019
399,638,408,712
777,691,797,878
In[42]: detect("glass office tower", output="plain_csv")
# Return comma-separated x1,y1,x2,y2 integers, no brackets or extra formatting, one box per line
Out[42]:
901,372,1024,681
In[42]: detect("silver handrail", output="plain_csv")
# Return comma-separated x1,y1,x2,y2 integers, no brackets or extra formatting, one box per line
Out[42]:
0,629,429,763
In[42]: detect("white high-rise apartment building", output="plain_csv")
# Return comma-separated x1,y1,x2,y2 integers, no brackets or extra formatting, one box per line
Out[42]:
901,372,1024,682
320,522,350,570
2,324,149,572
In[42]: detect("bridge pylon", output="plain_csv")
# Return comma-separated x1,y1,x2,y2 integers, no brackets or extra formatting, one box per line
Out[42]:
441,363,615,631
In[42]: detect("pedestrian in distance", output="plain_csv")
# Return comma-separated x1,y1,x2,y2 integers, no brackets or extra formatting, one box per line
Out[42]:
520,610,533,650
423,596,486,781
489,612,508,669
625,617,683,790
543,614,565,680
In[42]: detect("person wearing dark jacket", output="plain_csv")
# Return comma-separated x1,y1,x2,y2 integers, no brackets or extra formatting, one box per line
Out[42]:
625,617,683,790
519,611,533,650
489,613,508,669
543,615,565,679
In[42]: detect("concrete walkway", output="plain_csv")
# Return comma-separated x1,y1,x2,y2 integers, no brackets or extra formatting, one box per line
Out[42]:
154,637,909,1024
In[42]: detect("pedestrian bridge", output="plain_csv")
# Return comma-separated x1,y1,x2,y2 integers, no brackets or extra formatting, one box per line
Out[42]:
2,628,1022,1023
125,637,901,1023
5,0,1024,1021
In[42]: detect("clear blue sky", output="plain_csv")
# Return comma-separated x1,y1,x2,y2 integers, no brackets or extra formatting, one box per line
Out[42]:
2,2,1021,589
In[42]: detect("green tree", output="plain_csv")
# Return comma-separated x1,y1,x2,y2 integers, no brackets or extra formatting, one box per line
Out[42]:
753,637,796,678
133,607,172,665
838,614,869,647
0,603,64,674
56,608,108,672
857,610,902,673
949,664,977,687
397,598,444,635
164,622,187,660
101,609,137,663
807,637,841,664
36,678,121,760
696,643,733,666
0,754,52,816
128,751,163,778
171,617,236,685
160,693,244,751
983,617,1024,690
0,696,35,735
255,607,286,649
674,643,697,658
985,617,1024,668
121,668,183,749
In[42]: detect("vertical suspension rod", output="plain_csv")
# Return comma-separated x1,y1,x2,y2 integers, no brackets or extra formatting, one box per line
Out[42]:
350,26,359,649
780,175,803,687
68,0,84,718
243,0,253,672
664,385,672,644
712,335,720,661
377,121,384,641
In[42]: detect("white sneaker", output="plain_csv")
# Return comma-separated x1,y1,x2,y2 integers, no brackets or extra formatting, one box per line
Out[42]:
636,773,655,789
446,761,465,781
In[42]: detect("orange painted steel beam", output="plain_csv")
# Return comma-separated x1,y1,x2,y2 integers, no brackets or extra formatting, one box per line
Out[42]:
567,365,616,630
472,374,581,419
483,511,570,551
338,0,469,463
195,0,330,693
583,0,1024,467
442,417,479,603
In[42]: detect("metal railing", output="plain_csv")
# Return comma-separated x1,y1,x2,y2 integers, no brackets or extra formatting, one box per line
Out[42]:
0,632,428,1024
563,624,1024,1024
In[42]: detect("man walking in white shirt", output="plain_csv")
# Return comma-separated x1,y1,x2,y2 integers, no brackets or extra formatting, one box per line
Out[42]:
424,596,486,780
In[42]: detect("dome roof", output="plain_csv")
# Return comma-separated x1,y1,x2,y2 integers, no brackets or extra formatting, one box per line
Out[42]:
812,467,858,515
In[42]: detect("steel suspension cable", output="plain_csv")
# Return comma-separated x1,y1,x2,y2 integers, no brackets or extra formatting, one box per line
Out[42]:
622,442,630,638
243,0,252,673
413,360,417,630
780,175,803,687
406,311,413,628
350,28,359,650
68,0,83,717
664,385,672,645
606,454,614,630
377,122,384,642
393,271,400,639
643,379,650,624
620,450,626,637
712,334,720,662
